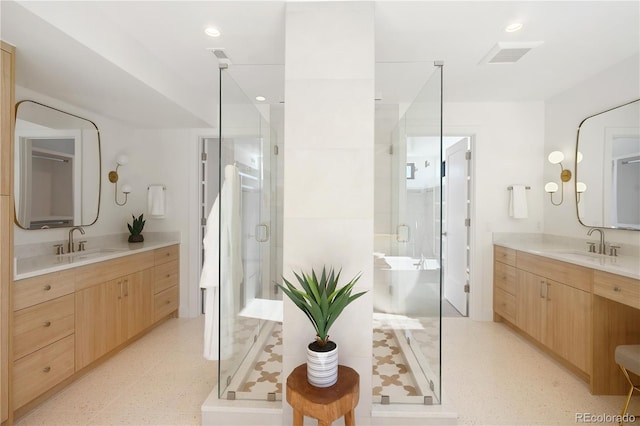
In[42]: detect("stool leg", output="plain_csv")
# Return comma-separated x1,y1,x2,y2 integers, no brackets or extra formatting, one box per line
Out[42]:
293,409,303,426
344,410,355,426
619,365,635,426
620,385,633,426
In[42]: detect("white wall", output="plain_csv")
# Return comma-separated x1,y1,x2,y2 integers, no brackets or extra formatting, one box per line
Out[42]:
116,128,204,318
544,53,640,248
443,101,545,321
283,2,374,424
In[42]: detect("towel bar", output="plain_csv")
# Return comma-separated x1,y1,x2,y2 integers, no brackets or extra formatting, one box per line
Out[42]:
507,186,531,190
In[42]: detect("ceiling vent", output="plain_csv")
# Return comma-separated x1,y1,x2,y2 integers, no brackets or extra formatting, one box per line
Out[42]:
479,41,543,65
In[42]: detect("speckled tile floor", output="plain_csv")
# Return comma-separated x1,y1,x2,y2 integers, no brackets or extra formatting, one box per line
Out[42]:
15,316,640,425
15,317,214,426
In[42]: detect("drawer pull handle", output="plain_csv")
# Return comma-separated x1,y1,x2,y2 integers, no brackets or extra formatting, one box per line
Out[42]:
166,300,171,304
614,286,622,292
43,366,51,373
43,285,52,291
166,274,170,278
166,253,170,257
43,321,51,327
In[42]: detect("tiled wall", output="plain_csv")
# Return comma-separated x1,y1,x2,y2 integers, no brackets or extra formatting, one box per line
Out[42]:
282,2,374,423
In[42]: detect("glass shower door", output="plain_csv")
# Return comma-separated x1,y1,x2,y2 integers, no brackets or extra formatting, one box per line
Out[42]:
373,64,443,405
217,68,281,401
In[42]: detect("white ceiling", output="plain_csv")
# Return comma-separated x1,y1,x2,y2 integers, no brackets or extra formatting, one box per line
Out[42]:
1,1,638,128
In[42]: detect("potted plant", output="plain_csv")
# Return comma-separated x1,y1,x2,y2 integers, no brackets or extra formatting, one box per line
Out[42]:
127,213,145,243
278,266,366,387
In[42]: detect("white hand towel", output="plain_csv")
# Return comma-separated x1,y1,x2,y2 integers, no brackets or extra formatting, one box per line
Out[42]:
147,185,165,218
509,185,528,219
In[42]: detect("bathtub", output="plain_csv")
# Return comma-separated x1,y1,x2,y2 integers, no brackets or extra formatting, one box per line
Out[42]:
374,255,441,316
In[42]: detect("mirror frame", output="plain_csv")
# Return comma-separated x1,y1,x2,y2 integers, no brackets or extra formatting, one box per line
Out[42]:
13,100,102,230
575,98,640,231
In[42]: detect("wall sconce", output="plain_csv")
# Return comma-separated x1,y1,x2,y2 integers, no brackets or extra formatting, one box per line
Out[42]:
108,155,131,206
576,182,587,203
544,151,572,206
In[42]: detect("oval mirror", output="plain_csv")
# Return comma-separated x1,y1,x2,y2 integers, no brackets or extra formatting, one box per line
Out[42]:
575,99,639,230
14,100,101,229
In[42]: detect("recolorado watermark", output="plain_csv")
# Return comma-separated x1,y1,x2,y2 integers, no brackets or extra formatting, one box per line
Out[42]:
576,412,636,423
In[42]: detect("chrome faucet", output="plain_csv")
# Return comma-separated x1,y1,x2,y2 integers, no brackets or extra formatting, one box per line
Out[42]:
587,228,605,254
68,226,85,253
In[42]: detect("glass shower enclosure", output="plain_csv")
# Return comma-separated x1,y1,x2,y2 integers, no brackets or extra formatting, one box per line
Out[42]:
216,67,282,401
373,64,443,405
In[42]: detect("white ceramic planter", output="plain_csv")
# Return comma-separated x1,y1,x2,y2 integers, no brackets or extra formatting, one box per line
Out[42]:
306,342,338,387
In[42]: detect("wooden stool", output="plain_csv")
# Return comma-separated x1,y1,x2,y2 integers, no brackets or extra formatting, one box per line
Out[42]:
286,364,359,426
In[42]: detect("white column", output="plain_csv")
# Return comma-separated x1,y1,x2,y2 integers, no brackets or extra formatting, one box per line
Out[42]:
282,1,374,424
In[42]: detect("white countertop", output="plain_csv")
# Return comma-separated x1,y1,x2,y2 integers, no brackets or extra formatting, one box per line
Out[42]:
14,234,180,281
493,234,640,280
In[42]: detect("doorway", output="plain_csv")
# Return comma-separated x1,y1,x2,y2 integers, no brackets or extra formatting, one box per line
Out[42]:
442,136,472,317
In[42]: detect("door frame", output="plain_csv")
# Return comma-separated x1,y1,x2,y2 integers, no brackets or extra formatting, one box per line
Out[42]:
443,132,476,319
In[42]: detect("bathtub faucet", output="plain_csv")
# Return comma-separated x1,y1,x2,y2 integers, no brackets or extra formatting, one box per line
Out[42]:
413,254,426,270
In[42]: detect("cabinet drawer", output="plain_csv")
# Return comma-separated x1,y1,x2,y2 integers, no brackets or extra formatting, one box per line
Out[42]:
74,251,154,291
13,334,74,409
494,246,516,267
154,245,179,265
154,286,178,322
594,271,640,310
494,287,516,323
494,262,516,295
14,270,75,311
516,251,592,293
14,294,74,360
154,260,178,294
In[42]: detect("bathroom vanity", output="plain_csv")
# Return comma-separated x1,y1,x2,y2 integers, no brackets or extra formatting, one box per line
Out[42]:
493,241,640,395
11,242,179,416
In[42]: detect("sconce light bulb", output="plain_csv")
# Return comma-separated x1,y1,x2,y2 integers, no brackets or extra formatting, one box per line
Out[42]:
116,155,129,166
577,152,583,163
548,151,564,164
576,182,587,193
544,182,559,193
121,184,132,194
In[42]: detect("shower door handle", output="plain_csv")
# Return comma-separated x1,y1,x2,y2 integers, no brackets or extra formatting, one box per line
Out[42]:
397,224,410,243
255,224,270,242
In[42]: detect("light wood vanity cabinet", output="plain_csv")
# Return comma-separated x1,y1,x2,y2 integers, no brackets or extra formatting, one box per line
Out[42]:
153,245,179,322
12,244,179,414
514,252,592,375
1,40,15,425
13,295,74,361
493,246,517,323
593,270,640,310
75,268,154,370
495,249,592,375
11,269,78,410
13,335,74,410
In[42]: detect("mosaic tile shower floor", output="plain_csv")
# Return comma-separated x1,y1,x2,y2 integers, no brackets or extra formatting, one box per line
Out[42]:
235,318,440,402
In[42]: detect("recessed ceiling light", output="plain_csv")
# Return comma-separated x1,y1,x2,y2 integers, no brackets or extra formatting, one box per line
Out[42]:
204,27,221,37
505,23,523,33
255,96,266,102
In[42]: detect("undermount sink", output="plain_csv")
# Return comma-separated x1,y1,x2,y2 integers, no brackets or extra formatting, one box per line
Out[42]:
64,248,125,261
548,249,609,263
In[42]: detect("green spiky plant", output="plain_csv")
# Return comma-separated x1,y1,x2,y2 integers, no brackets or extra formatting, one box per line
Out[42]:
127,213,145,242
277,266,366,348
